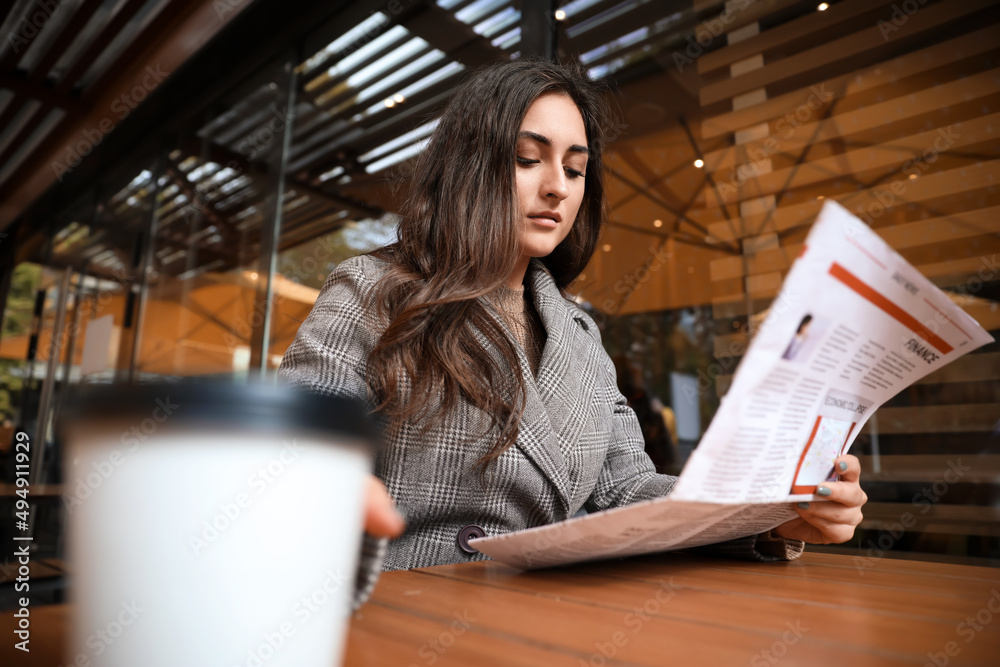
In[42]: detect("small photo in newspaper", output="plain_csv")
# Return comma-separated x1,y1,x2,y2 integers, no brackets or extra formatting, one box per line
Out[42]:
790,389,873,494
781,313,829,363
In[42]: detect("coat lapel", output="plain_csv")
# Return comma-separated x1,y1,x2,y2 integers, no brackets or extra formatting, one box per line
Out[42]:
527,262,602,506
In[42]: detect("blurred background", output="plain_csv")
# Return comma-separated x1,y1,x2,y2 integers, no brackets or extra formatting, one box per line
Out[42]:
0,0,998,596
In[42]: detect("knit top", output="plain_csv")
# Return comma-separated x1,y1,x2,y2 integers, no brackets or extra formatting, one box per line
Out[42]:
489,283,546,377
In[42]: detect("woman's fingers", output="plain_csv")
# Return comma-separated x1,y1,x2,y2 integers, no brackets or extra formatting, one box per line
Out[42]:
791,505,860,544
780,455,867,544
364,475,405,538
834,454,862,484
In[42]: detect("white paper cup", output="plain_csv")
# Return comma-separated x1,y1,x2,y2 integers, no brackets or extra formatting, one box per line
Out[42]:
61,382,375,667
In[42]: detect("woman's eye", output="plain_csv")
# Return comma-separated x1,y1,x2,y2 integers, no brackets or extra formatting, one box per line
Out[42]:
516,157,539,165
566,167,586,179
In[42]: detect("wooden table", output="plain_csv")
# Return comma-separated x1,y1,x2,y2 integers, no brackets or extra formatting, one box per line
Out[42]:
3,552,998,666
345,552,1000,666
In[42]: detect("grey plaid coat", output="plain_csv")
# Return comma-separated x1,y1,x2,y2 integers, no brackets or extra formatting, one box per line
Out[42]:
279,255,801,594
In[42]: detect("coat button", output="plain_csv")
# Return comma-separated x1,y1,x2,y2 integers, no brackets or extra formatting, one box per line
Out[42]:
457,524,486,554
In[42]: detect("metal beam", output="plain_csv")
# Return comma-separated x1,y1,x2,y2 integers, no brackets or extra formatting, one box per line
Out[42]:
520,0,558,61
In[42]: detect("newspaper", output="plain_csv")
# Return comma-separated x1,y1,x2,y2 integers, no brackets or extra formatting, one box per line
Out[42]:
472,200,994,569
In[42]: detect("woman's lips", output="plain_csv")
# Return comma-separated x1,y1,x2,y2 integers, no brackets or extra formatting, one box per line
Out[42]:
528,211,561,228
528,216,559,229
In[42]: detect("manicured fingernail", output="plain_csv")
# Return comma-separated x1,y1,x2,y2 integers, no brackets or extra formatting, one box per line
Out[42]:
797,502,810,510
839,461,848,472
816,486,832,497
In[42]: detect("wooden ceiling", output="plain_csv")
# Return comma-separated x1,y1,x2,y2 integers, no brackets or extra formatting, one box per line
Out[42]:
0,0,255,232
5,0,744,282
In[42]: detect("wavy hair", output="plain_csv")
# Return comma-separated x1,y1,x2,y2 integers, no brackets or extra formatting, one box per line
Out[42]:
367,58,612,468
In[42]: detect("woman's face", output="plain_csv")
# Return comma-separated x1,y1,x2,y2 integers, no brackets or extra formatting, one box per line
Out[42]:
515,92,589,262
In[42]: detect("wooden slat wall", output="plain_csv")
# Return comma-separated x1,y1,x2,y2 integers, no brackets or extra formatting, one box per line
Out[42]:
692,0,1000,559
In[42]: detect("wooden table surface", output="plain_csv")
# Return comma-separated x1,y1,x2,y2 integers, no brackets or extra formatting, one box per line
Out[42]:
3,552,999,666
345,552,1000,666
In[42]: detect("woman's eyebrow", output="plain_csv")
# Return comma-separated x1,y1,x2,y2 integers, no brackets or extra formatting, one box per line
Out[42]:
518,130,590,155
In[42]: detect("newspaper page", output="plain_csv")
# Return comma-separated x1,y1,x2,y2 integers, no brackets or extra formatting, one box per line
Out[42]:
472,201,994,569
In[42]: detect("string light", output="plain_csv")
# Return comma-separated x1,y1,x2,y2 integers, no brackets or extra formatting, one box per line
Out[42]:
694,159,704,168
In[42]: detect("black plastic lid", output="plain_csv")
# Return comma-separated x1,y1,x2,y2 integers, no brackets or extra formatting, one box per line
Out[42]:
60,380,378,447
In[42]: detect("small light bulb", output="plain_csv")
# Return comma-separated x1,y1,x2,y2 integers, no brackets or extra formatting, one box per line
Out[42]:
817,3,829,10
602,244,612,252
385,99,395,108
653,219,663,227
554,9,566,21
694,159,704,168
394,94,404,103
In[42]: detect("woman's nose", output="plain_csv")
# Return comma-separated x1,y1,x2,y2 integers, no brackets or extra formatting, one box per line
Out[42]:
541,165,569,200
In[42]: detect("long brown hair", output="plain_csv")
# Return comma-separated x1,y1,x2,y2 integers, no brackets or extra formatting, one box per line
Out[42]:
367,58,612,468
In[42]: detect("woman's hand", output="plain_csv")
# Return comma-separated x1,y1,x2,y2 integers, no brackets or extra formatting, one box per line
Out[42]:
364,475,405,538
774,455,867,544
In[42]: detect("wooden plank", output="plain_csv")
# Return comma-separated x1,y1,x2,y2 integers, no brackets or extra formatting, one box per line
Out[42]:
348,602,583,666
918,351,1000,384
371,568,914,666
699,0,996,106
864,404,1000,434
713,351,1000,397
427,559,999,660
800,551,1000,578
711,250,1000,323
859,502,1000,537
701,24,1000,138
567,555,1000,623
698,79,1000,200
710,206,1000,281
703,112,1000,207
700,68,1000,179
704,159,1000,242
698,0,895,74
857,454,1000,483
686,0,803,59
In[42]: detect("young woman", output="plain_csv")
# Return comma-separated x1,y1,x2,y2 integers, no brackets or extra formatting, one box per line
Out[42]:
280,59,866,585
